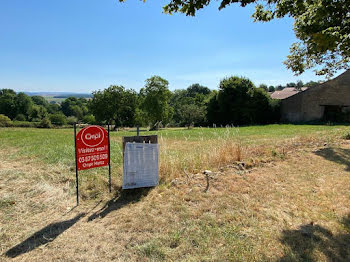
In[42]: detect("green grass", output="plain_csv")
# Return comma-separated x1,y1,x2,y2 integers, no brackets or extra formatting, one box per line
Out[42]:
0,124,347,177
0,124,346,163
0,124,347,200
1,124,350,261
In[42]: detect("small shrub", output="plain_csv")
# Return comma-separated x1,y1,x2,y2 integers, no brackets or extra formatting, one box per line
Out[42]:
49,113,67,126
14,114,26,121
82,114,96,124
30,117,41,122
0,114,12,127
12,121,39,128
38,118,52,128
67,116,78,125
343,132,350,140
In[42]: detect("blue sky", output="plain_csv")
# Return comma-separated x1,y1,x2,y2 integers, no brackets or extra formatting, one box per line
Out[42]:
0,0,331,93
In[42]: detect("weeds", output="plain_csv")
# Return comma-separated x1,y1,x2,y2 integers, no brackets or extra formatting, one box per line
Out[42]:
136,241,166,260
343,132,350,140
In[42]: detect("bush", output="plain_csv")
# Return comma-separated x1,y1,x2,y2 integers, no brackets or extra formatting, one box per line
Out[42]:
38,118,52,128
82,114,96,124
49,113,67,126
14,114,26,121
12,121,39,128
0,114,12,127
67,116,78,125
30,117,41,122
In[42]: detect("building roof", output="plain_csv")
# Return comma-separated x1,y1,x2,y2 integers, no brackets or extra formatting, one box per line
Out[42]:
270,87,308,100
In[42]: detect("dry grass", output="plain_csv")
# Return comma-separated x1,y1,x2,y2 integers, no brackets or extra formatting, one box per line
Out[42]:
1,126,350,261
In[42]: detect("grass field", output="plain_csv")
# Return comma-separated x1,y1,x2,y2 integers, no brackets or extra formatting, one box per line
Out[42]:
1,125,350,261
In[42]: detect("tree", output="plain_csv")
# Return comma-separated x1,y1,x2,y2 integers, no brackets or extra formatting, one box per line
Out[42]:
0,90,33,120
258,84,268,92
49,113,67,126
0,89,17,119
295,80,304,91
15,92,33,119
268,86,275,92
216,76,256,125
206,76,279,125
140,76,173,129
89,85,137,128
179,104,206,127
296,80,304,88
305,80,319,88
61,97,88,119
170,84,212,126
31,96,49,108
47,103,61,114
82,115,96,125
29,105,48,121
186,83,211,97
159,0,350,77
286,82,296,87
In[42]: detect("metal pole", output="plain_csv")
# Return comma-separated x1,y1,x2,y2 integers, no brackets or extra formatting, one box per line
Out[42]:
108,123,111,193
137,125,139,136
74,123,79,206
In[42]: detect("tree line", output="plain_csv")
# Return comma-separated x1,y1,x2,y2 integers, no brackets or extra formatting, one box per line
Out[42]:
1,75,288,128
258,80,322,93
0,89,92,127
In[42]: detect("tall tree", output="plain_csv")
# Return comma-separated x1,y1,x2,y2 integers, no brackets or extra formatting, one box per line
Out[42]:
140,76,173,129
258,84,268,92
31,96,49,107
15,93,33,119
268,86,275,92
186,83,211,97
29,105,48,121
0,89,17,119
61,97,88,119
155,0,350,77
170,84,212,126
207,76,278,125
89,85,137,128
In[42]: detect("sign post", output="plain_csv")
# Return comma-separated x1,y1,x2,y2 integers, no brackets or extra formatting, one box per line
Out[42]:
74,123,79,206
74,124,111,205
108,124,111,193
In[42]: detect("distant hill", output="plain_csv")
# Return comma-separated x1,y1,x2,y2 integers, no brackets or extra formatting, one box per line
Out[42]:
23,92,92,98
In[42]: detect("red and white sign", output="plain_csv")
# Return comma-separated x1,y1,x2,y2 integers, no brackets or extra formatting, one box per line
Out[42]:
76,125,109,171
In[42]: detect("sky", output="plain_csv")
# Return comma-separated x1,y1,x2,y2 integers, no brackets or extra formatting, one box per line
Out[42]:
0,0,334,93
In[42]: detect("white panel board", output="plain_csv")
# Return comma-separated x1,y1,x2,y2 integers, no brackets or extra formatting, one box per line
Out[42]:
122,142,159,189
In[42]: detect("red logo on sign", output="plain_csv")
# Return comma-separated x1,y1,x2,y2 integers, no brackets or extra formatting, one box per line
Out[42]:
76,125,109,171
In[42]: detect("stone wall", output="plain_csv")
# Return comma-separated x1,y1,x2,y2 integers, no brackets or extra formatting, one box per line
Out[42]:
281,70,350,122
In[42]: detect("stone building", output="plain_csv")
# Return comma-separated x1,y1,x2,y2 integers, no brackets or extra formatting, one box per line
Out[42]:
278,70,350,122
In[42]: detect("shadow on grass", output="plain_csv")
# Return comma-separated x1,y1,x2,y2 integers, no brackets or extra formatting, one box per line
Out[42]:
5,213,85,258
314,147,350,171
279,214,350,261
88,187,152,222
